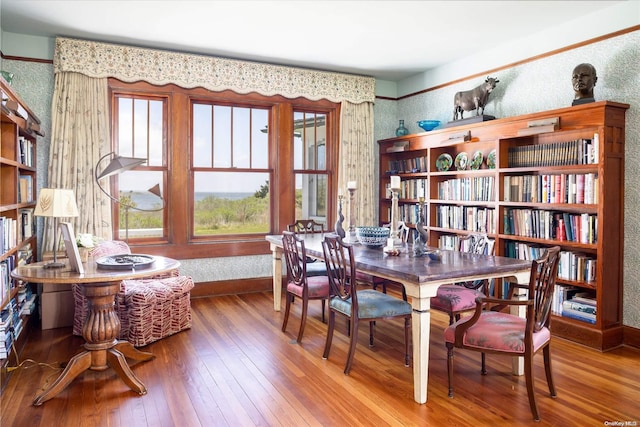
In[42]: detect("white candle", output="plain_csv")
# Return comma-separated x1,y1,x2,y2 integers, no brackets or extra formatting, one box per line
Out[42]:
390,175,401,190
347,181,357,190
387,238,395,248
338,188,343,196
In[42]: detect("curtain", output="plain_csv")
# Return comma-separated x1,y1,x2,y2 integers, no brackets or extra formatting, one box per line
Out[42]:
339,101,376,227
44,72,112,251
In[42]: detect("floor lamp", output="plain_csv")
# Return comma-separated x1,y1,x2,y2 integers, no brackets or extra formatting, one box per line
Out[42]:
34,188,79,268
95,152,164,243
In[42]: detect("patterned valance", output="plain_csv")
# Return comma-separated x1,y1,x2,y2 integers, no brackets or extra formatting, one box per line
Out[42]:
54,37,375,104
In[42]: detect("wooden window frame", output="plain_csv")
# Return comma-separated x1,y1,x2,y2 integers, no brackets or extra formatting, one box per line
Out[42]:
108,78,340,259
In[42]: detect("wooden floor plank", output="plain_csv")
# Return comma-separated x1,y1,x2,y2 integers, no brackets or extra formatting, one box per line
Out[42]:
2,291,639,426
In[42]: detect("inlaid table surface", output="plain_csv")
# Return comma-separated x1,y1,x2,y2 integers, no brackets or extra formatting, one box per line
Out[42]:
12,256,180,405
266,233,532,404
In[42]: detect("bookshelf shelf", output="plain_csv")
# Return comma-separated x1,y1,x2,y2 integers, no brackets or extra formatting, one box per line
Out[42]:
378,101,629,350
1,76,40,389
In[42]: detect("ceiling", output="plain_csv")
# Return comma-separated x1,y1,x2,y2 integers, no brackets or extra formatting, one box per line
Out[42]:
0,0,627,81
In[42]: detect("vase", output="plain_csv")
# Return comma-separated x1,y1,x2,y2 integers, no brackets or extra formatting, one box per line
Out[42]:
395,120,409,137
78,247,89,263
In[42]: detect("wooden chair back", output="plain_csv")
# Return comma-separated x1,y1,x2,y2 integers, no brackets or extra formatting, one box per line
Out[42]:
288,219,325,235
321,234,356,306
281,231,308,289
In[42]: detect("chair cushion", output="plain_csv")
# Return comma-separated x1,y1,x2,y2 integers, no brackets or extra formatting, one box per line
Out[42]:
305,261,328,277
444,311,551,354
432,284,484,313
287,275,330,298
330,289,412,319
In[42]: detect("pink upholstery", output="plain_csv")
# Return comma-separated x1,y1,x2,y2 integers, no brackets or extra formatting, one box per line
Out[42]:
444,311,551,354
432,284,485,313
73,241,193,347
286,275,330,299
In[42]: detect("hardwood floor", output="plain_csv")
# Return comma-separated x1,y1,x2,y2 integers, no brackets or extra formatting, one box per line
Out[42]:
2,291,639,426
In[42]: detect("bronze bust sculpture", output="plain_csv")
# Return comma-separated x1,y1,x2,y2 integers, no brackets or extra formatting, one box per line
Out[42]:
572,63,597,105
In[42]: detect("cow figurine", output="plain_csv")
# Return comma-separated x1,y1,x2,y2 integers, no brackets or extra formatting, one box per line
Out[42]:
453,77,500,121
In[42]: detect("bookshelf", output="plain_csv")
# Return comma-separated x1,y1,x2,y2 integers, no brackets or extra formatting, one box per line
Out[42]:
378,101,629,350
1,76,41,389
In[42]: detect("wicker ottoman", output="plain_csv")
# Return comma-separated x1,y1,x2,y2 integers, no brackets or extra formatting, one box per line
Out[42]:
72,241,194,347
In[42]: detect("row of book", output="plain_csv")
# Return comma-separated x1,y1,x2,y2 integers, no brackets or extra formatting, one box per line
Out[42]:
0,285,36,359
503,208,597,244
387,204,428,226
504,241,597,285
503,173,598,204
507,136,598,168
384,178,427,200
1,255,17,304
434,206,496,234
386,156,428,174
558,251,596,283
18,136,34,167
553,285,596,324
436,176,496,202
0,211,33,254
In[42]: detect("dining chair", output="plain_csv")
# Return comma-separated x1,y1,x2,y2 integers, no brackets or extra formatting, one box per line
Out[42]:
321,234,412,374
431,233,495,324
287,219,327,277
444,246,561,421
281,231,331,344
356,221,410,301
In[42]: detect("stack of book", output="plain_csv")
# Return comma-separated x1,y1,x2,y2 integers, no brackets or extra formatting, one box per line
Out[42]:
0,305,13,359
561,293,596,324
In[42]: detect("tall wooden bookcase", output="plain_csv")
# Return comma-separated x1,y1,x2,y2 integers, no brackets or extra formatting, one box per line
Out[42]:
1,76,42,388
378,101,628,350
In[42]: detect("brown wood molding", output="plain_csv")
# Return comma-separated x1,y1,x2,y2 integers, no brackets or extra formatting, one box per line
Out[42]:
623,325,640,349
0,51,53,64
190,277,275,298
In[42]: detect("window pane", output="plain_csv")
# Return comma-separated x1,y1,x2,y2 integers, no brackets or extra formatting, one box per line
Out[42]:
213,105,231,168
293,112,326,171
233,107,250,168
193,104,213,168
117,170,164,239
193,171,270,235
252,109,269,169
295,173,327,225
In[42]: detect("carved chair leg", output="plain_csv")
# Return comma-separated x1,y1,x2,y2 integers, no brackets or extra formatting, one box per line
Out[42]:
403,317,410,367
525,352,540,422
543,345,557,397
481,352,487,375
446,343,455,398
322,310,335,359
344,316,359,375
369,321,375,347
281,293,293,333
296,297,309,344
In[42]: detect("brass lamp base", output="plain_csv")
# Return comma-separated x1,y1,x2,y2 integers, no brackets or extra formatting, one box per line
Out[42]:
43,261,66,269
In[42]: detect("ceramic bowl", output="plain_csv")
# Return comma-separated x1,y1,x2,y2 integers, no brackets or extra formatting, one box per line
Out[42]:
426,250,442,261
355,226,390,248
417,120,441,132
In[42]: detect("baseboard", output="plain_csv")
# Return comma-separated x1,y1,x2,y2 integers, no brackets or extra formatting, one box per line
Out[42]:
190,277,277,298
623,325,640,349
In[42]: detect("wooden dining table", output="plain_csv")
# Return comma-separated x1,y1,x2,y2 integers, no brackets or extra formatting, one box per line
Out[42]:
266,233,533,404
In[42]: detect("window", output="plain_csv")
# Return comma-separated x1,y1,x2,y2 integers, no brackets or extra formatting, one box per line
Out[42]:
293,111,328,227
109,79,339,259
192,103,270,236
113,94,167,242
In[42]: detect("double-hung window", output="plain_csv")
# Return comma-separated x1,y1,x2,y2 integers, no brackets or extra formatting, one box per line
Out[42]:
109,79,339,259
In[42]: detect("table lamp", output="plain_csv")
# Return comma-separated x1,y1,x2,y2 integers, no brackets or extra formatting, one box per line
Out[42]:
34,188,79,268
95,152,163,242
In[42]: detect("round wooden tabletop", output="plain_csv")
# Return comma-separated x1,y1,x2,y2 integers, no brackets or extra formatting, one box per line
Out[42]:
11,256,181,284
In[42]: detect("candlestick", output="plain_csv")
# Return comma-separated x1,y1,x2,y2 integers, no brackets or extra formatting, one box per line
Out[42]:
389,187,402,246
345,186,357,242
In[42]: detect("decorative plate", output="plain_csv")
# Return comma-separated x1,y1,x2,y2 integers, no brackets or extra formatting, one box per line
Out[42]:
436,153,453,172
454,152,468,170
96,254,156,270
470,150,483,170
486,149,497,169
